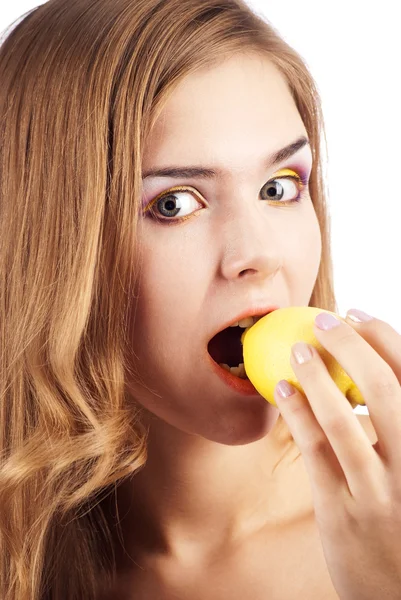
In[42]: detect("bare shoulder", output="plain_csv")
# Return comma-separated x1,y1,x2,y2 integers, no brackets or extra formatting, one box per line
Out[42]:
356,413,377,443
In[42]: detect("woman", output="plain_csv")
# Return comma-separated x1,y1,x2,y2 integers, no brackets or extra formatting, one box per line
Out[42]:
1,1,400,599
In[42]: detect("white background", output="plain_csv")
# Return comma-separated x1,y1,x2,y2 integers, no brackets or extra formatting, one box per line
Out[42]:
2,1,401,416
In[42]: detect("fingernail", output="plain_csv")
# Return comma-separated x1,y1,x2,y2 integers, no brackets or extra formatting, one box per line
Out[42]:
315,312,341,331
277,379,296,398
346,309,373,323
292,342,313,364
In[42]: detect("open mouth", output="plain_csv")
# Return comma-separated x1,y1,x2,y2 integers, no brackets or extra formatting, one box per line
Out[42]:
207,315,265,379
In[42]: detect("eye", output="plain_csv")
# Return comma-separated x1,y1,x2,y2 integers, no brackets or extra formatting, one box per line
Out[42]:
261,176,304,202
144,185,205,224
143,171,308,224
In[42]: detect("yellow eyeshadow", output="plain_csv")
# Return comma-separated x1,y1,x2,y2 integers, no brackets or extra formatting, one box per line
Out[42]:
143,168,305,216
273,168,300,178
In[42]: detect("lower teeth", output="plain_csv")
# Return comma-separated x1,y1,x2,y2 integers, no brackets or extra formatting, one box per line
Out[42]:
218,362,248,379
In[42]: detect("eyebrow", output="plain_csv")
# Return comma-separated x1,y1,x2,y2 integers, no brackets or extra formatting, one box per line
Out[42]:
142,136,310,180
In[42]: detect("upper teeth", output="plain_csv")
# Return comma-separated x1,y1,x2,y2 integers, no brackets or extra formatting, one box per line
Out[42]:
229,315,263,328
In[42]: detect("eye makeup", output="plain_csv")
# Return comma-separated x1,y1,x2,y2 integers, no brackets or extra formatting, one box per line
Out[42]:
141,162,312,224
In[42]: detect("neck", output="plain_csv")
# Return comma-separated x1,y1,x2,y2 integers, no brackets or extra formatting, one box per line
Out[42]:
111,414,312,565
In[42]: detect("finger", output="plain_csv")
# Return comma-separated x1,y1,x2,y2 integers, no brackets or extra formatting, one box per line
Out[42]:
346,309,401,384
287,340,382,498
274,376,348,510
315,311,401,465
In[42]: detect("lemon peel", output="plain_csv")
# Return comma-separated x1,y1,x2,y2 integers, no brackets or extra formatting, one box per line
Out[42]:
241,306,365,408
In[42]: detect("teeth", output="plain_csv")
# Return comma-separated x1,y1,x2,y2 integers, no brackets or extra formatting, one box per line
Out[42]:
229,315,263,328
216,314,267,379
219,362,248,379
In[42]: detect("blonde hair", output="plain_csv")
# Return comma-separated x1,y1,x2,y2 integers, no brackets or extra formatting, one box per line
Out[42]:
0,0,338,597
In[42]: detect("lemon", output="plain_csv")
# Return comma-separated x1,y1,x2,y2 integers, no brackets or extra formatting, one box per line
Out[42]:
241,306,365,408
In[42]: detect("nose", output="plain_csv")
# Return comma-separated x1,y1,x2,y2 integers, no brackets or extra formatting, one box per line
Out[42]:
218,201,283,282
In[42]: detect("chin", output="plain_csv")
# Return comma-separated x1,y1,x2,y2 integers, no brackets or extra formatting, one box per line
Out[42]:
129,383,280,446
196,402,280,446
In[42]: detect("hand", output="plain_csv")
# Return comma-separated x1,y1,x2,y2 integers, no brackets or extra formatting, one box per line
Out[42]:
274,308,401,600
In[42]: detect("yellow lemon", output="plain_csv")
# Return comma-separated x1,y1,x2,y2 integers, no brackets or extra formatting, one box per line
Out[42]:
241,306,365,408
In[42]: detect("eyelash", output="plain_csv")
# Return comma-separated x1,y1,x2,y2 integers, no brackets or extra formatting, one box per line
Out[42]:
143,171,310,226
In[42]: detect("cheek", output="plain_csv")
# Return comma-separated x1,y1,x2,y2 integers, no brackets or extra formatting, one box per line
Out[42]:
135,225,212,314
129,242,206,357
289,213,322,286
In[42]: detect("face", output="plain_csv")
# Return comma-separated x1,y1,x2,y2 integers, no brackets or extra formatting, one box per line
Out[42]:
125,53,322,445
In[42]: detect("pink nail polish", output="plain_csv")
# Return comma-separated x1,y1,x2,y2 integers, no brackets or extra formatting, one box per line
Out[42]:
347,309,373,323
315,312,341,331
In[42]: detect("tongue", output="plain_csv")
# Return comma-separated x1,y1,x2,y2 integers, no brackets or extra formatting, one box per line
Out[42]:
207,327,243,367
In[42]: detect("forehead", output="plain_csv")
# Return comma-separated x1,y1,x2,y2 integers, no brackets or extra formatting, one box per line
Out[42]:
143,54,306,169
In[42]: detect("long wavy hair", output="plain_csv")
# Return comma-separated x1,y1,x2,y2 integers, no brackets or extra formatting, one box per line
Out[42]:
0,0,338,597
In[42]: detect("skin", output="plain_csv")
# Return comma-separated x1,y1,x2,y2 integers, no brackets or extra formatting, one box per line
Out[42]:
118,53,323,577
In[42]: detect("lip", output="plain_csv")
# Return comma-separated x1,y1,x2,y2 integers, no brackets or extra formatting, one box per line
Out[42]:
206,304,280,344
206,352,262,396
205,304,280,396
